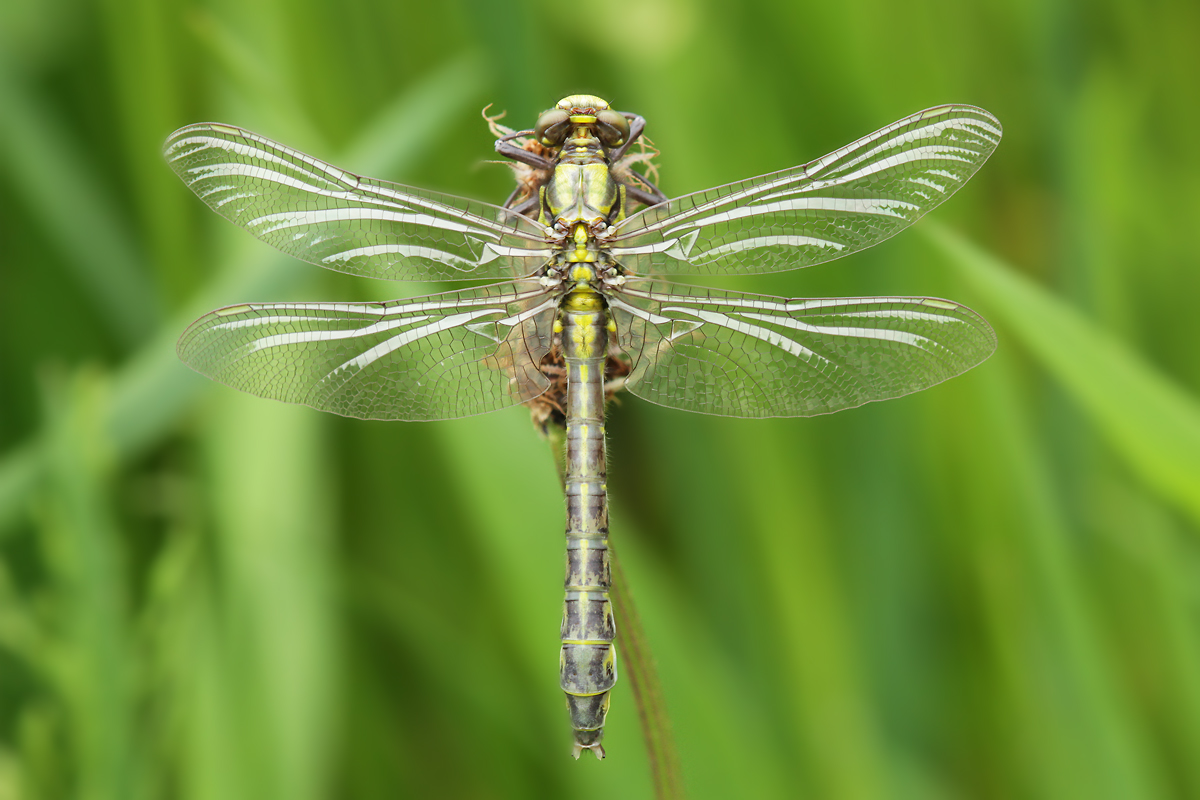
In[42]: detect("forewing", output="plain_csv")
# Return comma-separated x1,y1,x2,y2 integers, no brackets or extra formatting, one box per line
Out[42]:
178,282,558,421
164,123,554,281
607,105,1001,276
608,280,995,418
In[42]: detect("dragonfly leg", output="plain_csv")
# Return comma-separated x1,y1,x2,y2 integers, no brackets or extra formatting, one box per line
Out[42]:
609,113,648,163
501,184,524,208
626,182,667,208
495,139,556,170
630,171,668,204
500,183,541,217
508,193,540,217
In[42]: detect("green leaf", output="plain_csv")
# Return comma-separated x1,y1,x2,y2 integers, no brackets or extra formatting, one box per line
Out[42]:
926,223,1200,527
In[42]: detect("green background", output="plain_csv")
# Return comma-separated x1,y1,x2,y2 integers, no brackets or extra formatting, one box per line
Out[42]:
2,0,1199,797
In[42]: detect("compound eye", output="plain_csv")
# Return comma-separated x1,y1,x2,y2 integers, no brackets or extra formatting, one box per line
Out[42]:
596,109,630,147
535,109,570,145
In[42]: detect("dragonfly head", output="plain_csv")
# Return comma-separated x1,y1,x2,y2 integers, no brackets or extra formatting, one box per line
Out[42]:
536,95,629,149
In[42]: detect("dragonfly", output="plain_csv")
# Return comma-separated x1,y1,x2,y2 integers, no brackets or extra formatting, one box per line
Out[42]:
165,94,1001,759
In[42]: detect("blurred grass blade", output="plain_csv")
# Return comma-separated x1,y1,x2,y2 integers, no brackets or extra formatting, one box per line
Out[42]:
190,394,336,800
0,58,160,345
968,355,1165,800
42,370,138,800
0,443,44,536
185,8,323,149
0,58,484,533
342,52,484,170
608,541,685,800
718,424,891,800
94,0,193,306
926,223,1200,527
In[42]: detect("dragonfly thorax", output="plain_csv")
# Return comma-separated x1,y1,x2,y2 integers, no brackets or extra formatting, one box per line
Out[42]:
540,160,623,232
533,95,631,236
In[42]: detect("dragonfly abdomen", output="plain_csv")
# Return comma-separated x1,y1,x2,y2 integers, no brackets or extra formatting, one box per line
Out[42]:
558,288,616,759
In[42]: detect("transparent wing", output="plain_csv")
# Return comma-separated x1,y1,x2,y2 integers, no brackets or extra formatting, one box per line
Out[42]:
606,105,1001,276
608,280,995,418
164,123,555,281
178,281,558,421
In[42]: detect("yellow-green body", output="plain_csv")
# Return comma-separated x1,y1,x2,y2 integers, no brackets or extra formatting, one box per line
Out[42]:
541,95,627,760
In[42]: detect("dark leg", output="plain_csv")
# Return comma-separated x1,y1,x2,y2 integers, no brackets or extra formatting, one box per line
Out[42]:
501,184,524,209
495,139,556,170
627,171,668,205
610,113,648,163
509,194,540,217
626,184,666,209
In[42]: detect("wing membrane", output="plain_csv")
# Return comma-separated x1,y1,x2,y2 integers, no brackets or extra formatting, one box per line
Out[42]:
164,124,555,281
608,280,995,418
178,282,558,420
607,105,1001,276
